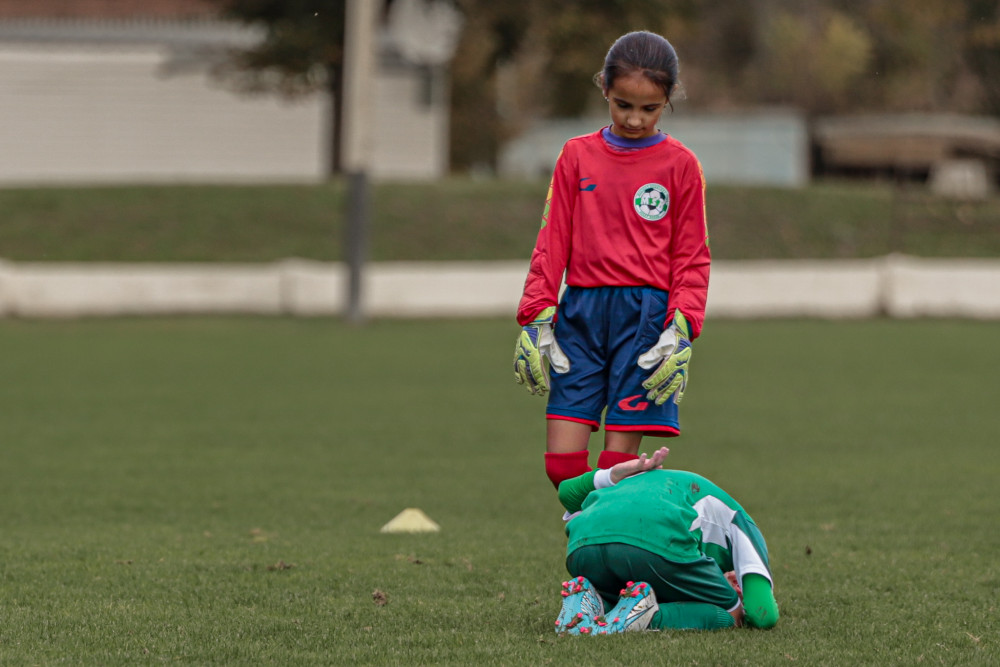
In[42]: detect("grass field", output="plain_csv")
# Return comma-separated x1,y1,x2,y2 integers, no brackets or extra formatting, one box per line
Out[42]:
2,179,1000,262
1,317,997,664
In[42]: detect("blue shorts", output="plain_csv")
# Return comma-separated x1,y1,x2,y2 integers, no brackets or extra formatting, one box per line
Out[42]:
547,285,680,436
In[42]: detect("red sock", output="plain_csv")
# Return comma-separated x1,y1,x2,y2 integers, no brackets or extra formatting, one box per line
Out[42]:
597,450,639,469
545,450,591,489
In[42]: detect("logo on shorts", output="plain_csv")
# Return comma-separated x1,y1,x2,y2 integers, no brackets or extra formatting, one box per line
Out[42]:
633,183,669,221
617,395,649,411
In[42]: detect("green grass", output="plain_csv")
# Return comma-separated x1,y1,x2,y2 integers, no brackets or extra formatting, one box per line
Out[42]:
2,179,999,262
0,317,997,664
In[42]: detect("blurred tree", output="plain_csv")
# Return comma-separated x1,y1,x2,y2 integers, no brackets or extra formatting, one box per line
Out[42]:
539,0,699,116
672,0,756,110
448,0,533,172
848,0,969,112
448,0,700,171
748,8,872,112
211,0,1000,175
213,0,357,175
965,0,1000,114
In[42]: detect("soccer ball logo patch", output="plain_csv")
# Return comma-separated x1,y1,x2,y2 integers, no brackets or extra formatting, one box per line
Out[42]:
633,183,669,221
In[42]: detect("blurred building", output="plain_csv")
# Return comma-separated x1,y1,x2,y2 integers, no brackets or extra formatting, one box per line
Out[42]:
499,110,1000,198
0,0,455,184
813,113,1000,198
499,110,810,188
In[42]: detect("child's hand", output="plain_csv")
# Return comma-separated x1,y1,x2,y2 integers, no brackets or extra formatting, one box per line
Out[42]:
609,447,669,484
638,311,691,406
513,307,569,396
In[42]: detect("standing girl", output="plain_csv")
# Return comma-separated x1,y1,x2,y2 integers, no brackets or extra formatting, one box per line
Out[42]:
513,31,711,489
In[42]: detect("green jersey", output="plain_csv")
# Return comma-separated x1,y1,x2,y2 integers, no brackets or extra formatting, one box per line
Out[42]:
559,469,772,584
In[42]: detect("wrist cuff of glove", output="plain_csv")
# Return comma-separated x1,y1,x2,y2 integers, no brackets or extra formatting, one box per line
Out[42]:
672,310,690,338
530,306,557,325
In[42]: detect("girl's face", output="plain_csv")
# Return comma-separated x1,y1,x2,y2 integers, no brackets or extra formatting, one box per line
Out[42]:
604,71,668,139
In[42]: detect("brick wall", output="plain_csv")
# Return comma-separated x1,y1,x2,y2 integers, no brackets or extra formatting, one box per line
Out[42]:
0,0,219,19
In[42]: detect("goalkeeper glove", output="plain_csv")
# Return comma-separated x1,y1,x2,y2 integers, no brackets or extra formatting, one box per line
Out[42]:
513,306,570,396
637,311,692,406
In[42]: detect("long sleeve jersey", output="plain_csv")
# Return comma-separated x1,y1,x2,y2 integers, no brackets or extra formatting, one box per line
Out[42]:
558,469,773,586
516,129,711,338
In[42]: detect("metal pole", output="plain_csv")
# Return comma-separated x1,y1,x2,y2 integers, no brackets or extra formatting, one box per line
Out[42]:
342,0,379,324
345,170,370,323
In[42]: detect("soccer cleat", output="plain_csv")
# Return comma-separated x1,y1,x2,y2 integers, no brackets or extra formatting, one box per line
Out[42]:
554,576,605,636
598,581,659,633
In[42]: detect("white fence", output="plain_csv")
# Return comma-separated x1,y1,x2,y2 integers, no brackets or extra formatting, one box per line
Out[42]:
2,256,999,320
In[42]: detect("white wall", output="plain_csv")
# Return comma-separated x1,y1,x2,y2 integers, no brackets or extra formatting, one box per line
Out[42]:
3,256,999,320
0,44,327,184
370,67,450,180
0,40,451,184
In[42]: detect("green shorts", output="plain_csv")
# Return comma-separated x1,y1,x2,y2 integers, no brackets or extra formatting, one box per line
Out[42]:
567,542,740,611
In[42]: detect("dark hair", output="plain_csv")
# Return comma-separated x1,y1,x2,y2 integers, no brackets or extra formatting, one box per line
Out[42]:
596,31,682,102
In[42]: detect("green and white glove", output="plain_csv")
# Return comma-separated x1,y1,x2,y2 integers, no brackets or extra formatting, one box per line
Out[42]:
637,311,692,406
513,306,570,396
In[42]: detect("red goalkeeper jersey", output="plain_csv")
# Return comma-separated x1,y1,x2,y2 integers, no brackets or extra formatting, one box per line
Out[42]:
517,128,711,338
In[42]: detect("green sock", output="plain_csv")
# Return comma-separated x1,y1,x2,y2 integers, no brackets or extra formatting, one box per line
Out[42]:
651,602,735,631
742,574,780,629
